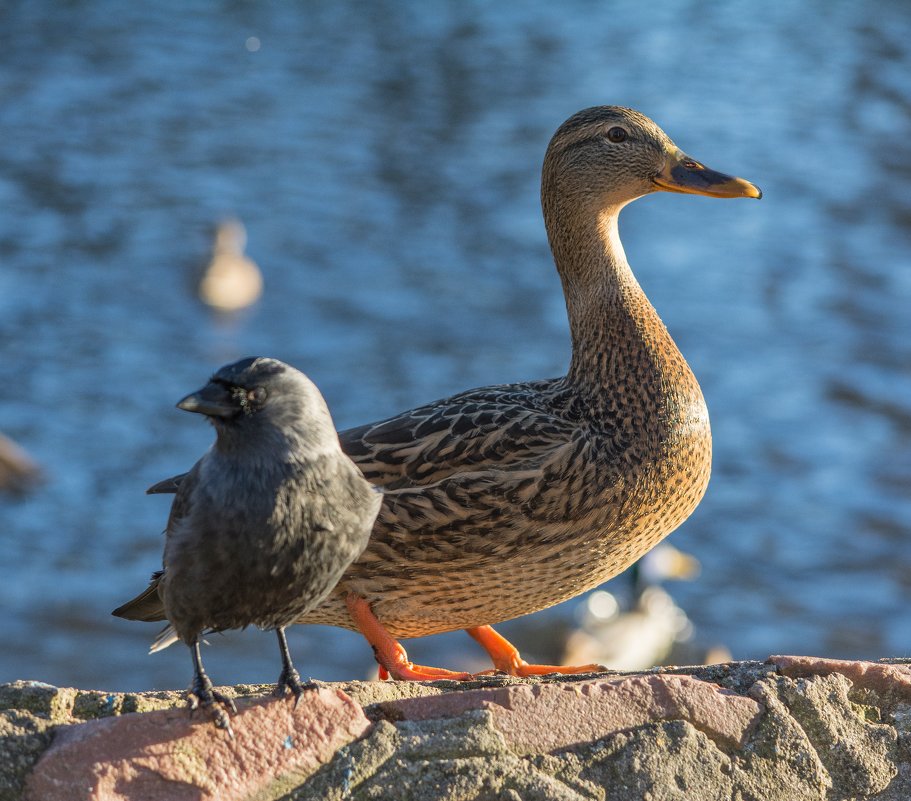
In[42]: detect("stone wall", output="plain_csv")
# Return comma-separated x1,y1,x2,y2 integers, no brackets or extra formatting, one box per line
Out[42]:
4,656,911,800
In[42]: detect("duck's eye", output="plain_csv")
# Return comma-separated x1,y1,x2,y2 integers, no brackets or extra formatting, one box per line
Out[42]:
248,387,267,405
606,127,628,143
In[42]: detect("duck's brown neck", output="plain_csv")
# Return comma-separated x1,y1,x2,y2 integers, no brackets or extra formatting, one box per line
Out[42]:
546,204,701,417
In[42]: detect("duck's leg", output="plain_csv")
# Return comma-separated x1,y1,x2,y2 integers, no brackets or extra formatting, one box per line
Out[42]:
467,625,605,676
346,593,471,681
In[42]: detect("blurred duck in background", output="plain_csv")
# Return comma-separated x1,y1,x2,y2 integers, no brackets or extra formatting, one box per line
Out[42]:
561,544,725,671
0,432,42,496
197,218,262,312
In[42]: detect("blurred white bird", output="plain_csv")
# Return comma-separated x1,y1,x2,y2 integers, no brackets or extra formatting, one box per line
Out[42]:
561,544,703,671
197,218,263,312
0,432,42,495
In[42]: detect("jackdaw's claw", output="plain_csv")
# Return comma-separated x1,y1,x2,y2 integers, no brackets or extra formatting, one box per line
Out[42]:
187,673,237,737
274,666,316,706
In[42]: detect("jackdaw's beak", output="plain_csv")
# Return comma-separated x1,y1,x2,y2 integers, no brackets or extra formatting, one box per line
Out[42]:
652,149,761,199
177,382,236,418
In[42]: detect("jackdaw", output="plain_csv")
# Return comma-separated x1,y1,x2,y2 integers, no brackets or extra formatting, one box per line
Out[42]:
113,357,381,733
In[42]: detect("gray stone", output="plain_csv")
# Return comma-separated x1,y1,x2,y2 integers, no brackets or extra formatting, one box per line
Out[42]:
0,710,55,801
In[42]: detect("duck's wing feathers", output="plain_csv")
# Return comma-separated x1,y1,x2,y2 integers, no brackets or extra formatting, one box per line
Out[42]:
346,422,604,576
340,379,580,490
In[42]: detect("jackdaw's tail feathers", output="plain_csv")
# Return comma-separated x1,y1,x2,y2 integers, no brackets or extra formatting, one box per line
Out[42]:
149,624,179,654
111,572,166,622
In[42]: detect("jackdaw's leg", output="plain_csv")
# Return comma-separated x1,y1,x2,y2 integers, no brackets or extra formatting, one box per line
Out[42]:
187,638,237,736
274,626,315,703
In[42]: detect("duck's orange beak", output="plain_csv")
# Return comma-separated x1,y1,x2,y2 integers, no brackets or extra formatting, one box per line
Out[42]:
653,149,761,199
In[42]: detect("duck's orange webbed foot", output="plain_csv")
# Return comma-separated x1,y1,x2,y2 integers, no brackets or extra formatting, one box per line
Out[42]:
346,593,471,682
467,625,605,677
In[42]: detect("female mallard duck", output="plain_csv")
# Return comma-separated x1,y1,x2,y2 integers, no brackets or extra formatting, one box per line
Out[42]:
116,106,759,680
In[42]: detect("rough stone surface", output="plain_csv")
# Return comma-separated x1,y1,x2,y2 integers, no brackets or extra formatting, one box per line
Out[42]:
5,657,911,800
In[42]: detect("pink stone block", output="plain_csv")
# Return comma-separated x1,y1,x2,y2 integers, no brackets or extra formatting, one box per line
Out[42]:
383,674,762,752
25,688,370,801
770,654,911,697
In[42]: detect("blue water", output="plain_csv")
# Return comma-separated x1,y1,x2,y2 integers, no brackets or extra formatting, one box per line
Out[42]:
1,1,909,691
